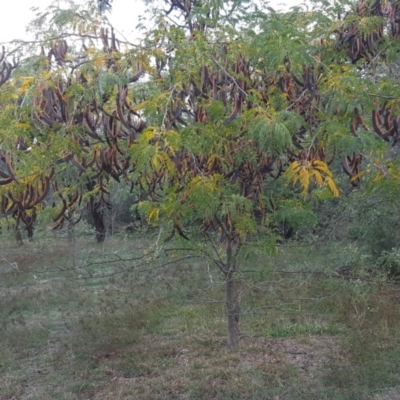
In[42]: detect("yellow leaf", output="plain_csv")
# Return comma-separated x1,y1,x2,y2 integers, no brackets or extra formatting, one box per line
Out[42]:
288,161,301,173
19,77,33,93
148,208,160,223
15,122,30,130
313,169,324,186
151,153,160,170
326,177,339,197
312,160,332,177
206,154,218,170
350,171,364,182
300,167,310,194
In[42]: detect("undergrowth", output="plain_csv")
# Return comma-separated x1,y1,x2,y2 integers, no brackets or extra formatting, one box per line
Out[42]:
1,230,400,399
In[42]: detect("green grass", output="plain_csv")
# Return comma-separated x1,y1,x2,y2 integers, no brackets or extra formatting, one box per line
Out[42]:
1,230,400,399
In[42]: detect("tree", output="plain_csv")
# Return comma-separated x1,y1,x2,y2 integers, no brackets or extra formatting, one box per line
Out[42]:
130,0,345,347
1,0,400,347
0,1,147,242
134,0,400,346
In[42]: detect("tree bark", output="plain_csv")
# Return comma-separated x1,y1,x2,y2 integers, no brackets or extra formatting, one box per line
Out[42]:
14,225,23,246
92,208,106,243
225,270,240,348
25,211,36,242
225,238,240,348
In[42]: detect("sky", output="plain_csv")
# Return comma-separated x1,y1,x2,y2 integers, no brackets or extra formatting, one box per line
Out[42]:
0,0,147,43
0,0,305,45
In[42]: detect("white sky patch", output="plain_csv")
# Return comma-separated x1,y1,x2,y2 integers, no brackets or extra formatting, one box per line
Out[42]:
0,0,147,44
0,0,307,45
0,0,38,42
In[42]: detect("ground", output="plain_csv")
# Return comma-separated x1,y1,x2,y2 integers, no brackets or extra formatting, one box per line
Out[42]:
1,229,400,399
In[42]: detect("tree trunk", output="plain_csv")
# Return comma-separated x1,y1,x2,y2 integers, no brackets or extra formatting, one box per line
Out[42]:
25,214,36,242
26,224,34,241
14,225,23,246
225,238,240,348
67,219,75,242
92,208,106,243
225,270,240,348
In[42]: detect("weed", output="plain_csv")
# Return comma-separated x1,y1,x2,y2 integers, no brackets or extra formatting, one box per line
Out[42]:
1,232,400,398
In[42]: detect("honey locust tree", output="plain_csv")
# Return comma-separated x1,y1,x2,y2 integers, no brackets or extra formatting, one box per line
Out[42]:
132,0,400,347
0,0,148,242
0,47,51,243
128,0,352,348
0,0,332,347
314,0,400,276
1,0,399,346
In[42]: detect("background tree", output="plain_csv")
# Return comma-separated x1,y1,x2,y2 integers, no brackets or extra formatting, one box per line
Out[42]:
1,1,147,242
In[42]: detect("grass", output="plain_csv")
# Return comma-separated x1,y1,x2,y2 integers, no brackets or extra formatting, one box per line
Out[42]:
1,229,400,399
